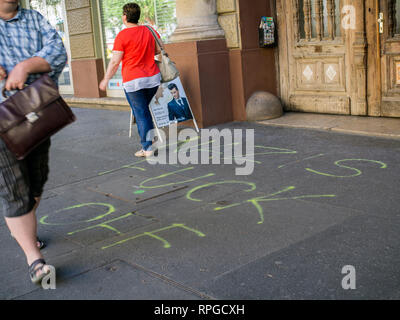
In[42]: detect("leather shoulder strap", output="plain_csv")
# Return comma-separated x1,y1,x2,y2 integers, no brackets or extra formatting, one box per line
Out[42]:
144,25,164,51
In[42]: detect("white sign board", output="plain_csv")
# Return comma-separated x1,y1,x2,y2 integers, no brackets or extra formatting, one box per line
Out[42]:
149,77,198,131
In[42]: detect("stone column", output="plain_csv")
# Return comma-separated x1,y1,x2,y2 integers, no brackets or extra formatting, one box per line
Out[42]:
170,0,225,42
65,0,105,98
165,0,232,128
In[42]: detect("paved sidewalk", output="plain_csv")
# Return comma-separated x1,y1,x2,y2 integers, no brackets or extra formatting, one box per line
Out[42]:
259,112,400,139
1,107,400,300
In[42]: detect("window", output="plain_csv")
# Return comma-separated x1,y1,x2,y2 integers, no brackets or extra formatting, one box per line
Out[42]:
99,0,176,91
154,0,177,42
28,0,73,92
29,0,72,93
296,0,341,41
394,0,400,35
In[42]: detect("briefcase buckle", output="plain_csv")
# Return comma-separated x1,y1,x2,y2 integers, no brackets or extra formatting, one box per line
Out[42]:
26,112,39,123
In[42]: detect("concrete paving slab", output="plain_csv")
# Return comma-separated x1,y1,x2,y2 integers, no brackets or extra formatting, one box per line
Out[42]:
35,192,157,247
195,122,400,217
172,122,398,183
46,147,121,190
0,227,83,300
91,196,362,294
2,108,400,300
17,260,205,300
47,108,145,190
0,218,82,277
204,214,400,300
259,112,400,140
0,224,29,275
91,172,190,201
0,266,44,300
266,151,400,217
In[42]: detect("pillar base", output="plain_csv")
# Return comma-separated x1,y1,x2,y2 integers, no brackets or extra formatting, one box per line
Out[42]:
169,24,225,43
165,39,232,128
71,58,106,98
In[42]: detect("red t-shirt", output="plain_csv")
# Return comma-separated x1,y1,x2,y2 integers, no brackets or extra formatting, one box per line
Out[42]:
113,26,160,83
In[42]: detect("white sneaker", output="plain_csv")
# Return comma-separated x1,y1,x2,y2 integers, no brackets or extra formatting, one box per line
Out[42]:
134,149,154,157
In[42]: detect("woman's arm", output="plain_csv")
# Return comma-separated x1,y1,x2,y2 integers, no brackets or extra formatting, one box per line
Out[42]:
99,51,124,91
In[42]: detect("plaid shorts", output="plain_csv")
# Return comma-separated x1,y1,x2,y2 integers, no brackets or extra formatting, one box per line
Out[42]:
0,138,50,218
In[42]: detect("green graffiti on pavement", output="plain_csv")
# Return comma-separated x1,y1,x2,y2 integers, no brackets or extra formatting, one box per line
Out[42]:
305,159,387,178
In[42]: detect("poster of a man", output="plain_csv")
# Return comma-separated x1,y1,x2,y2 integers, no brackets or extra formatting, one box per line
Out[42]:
149,77,197,130
167,83,192,122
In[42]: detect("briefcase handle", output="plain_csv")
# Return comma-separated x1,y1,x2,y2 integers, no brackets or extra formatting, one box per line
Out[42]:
2,85,27,99
1,74,9,98
2,88,8,99
1,73,29,98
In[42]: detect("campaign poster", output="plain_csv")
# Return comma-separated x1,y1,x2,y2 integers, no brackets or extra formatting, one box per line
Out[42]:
149,77,198,131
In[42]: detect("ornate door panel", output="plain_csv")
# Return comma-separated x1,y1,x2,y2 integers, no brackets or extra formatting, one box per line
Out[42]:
380,0,400,117
277,0,368,115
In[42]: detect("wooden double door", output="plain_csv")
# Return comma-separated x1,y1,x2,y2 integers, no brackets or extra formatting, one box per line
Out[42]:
277,0,400,117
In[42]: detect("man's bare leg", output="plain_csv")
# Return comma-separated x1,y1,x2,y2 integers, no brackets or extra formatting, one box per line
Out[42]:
5,210,44,266
10,197,43,249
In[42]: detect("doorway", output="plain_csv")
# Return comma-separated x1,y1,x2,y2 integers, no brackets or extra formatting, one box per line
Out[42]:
376,0,400,116
276,0,400,117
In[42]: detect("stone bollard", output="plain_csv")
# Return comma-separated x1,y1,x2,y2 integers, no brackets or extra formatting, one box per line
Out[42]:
246,91,283,121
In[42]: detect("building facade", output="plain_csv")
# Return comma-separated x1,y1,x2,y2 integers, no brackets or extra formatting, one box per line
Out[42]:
21,0,400,127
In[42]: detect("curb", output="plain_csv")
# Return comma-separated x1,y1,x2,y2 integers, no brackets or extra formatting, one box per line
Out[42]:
257,121,400,140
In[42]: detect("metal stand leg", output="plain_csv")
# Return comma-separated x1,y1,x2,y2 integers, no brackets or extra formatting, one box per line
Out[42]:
129,110,133,138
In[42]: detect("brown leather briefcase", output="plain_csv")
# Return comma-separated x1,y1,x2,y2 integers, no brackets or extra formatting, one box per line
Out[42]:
0,74,76,160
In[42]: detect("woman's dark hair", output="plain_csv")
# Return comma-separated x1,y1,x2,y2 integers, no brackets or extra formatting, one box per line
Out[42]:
123,3,141,24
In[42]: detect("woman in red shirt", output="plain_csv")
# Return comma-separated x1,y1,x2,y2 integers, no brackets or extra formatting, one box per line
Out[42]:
99,3,161,157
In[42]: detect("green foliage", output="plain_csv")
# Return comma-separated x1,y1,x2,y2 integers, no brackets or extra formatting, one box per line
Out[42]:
102,0,156,31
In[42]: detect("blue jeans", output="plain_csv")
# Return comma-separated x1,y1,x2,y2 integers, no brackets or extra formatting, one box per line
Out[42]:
124,86,158,151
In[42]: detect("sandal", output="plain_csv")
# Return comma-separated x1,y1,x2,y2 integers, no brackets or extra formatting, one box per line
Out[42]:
29,258,50,284
134,149,154,157
36,237,46,250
